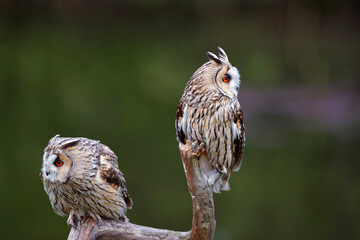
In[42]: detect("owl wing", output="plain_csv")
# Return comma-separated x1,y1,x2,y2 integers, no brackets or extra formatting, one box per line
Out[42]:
232,107,245,172
175,99,187,145
99,144,133,209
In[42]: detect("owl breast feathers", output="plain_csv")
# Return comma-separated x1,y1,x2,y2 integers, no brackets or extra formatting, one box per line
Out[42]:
176,47,245,193
40,135,133,227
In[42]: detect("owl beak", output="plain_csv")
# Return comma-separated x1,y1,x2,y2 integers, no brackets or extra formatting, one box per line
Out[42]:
46,170,51,176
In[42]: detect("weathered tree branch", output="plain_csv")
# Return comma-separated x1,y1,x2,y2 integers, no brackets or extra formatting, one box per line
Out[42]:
179,142,215,240
67,218,190,240
67,141,215,240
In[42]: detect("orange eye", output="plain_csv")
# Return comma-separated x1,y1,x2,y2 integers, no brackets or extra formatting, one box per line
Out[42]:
222,76,230,83
55,159,64,167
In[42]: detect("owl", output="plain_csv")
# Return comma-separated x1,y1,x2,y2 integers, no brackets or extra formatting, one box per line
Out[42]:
40,135,133,227
176,47,245,193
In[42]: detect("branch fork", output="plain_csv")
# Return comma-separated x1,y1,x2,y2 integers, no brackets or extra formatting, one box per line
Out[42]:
68,141,215,240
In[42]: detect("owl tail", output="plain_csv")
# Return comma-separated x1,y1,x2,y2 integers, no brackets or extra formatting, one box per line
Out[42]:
221,178,231,191
213,180,222,193
199,155,231,193
212,175,231,193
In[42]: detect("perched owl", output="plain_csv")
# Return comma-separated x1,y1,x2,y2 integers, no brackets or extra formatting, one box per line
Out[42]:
176,47,245,193
40,135,133,227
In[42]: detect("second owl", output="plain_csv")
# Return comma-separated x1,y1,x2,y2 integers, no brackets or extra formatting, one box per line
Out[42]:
176,47,245,193
40,135,133,227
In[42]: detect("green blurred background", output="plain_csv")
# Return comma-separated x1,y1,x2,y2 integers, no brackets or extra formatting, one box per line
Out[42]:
0,0,359,239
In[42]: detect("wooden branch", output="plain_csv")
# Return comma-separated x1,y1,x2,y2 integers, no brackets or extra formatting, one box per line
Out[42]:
67,141,215,240
67,218,190,240
179,142,215,240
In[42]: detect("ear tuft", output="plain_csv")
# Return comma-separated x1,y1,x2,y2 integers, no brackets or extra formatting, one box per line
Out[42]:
60,139,81,150
207,51,221,65
217,46,228,61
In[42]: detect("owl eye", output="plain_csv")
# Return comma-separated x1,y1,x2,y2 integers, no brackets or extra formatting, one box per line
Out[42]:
222,75,230,83
54,158,64,167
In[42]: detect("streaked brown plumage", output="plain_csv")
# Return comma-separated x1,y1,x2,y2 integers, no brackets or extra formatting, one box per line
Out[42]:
176,47,245,193
40,135,132,227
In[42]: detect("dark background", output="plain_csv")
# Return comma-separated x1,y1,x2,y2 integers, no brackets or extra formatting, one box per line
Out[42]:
0,0,359,239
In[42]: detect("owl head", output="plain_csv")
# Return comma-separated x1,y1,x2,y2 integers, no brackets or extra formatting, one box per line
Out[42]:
205,47,241,98
41,135,100,184
186,47,240,101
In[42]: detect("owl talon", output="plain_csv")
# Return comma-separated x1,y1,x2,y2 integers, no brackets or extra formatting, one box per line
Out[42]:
191,141,205,156
122,215,130,222
198,142,205,151
191,142,196,151
67,209,81,228
87,211,103,227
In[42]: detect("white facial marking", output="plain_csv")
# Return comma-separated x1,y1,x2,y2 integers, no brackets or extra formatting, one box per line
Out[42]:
42,153,59,182
227,67,241,96
48,154,58,163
